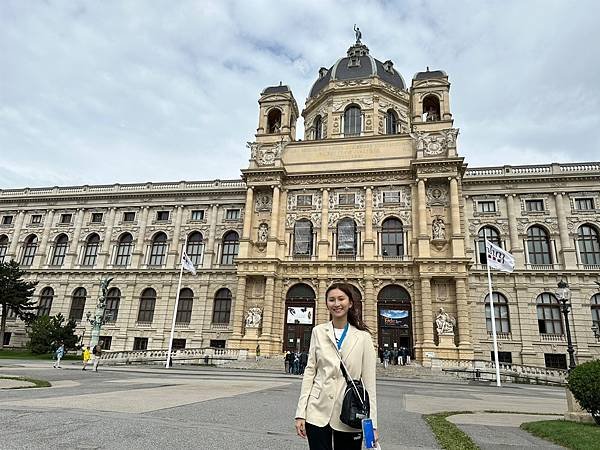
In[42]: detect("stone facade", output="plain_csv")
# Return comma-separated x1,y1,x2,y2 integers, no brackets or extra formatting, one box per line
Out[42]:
1,40,599,368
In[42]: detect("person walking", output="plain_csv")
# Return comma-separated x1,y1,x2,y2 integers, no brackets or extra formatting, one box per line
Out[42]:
53,342,65,369
92,343,102,372
383,348,390,369
285,351,292,373
299,351,308,375
255,344,261,362
295,283,378,450
82,346,91,371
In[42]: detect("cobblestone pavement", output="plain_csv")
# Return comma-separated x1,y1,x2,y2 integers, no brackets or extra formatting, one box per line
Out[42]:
0,360,566,450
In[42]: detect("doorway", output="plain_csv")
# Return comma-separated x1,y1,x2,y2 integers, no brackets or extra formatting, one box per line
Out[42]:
377,285,412,356
283,283,316,353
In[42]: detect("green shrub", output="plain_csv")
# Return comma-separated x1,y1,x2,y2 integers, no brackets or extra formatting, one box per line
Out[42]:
567,360,600,425
27,313,79,354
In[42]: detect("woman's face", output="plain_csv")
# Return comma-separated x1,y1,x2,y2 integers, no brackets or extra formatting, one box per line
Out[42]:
326,288,353,321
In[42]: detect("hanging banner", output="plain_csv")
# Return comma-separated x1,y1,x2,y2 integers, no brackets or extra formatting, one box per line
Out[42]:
380,309,409,328
287,306,313,325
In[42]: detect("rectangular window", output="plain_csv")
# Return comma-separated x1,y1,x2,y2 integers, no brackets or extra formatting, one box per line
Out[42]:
60,213,72,224
191,210,205,221
176,298,193,324
31,214,42,224
99,336,112,350
133,337,148,351
490,351,512,364
91,213,103,223
297,194,313,207
225,209,240,220
478,201,497,213
123,212,136,222
172,339,186,350
383,191,400,203
209,339,226,348
544,353,567,370
156,211,170,221
574,198,594,210
137,299,155,322
2,215,13,225
338,193,355,206
2,332,10,346
525,199,544,212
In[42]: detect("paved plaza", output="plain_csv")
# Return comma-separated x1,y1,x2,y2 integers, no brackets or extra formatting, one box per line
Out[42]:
0,360,567,449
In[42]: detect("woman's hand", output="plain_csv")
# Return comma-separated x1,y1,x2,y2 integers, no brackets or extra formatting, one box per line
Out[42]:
295,418,306,438
373,429,380,448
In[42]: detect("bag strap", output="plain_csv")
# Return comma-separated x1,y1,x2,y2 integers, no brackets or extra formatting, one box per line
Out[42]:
332,333,368,407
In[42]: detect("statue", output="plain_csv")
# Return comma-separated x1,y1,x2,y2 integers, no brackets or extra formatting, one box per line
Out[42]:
257,223,268,243
432,217,446,240
245,307,262,328
435,308,456,336
353,24,362,43
100,276,114,300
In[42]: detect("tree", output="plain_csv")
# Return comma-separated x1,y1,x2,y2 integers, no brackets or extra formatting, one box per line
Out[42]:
0,261,38,349
27,313,79,354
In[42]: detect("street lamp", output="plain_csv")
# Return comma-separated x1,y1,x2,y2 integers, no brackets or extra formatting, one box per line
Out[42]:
592,324,600,341
555,280,576,371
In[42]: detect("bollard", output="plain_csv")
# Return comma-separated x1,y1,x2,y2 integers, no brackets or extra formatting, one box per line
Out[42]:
204,355,209,365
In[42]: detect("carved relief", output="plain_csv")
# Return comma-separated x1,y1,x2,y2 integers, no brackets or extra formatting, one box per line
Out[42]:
255,193,272,212
411,129,459,157
426,184,449,206
246,141,286,166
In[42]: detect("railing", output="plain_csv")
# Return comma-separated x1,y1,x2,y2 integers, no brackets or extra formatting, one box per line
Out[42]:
541,333,565,342
99,347,246,365
525,264,556,271
465,162,600,178
487,331,511,340
581,264,600,270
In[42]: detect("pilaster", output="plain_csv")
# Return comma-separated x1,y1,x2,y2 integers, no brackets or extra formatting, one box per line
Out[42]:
318,189,330,259
65,208,85,267
260,276,275,343
417,178,430,257
363,187,375,259
506,194,524,267
266,186,280,257
35,209,55,268
6,211,25,260
167,205,184,266
554,192,577,267
239,187,254,256
98,207,117,268
449,177,464,256
131,206,149,267
230,276,247,342
455,277,474,358
204,204,219,269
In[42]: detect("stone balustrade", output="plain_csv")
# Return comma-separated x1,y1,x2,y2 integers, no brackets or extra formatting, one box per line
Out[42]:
99,347,246,366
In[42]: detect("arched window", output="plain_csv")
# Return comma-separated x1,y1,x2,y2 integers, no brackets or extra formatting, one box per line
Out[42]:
344,105,361,136
267,108,282,133
478,226,501,264
69,287,86,321
381,218,404,257
38,287,54,316
314,115,323,140
592,294,600,332
294,220,313,256
577,224,600,265
484,292,510,333
186,232,204,266
527,226,552,265
51,234,69,266
176,288,193,324
212,288,232,324
82,233,100,266
220,231,239,265
115,233,133,266
386,109,398,134
105,287,120,323
337,218,357,256
422,94,440,121
536,293,563,334
138,288,156,323
0,235,8,263
21,234,38,266
149,232,168,266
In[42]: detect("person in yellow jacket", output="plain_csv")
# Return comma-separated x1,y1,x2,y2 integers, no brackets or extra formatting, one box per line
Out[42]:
82,346,91,371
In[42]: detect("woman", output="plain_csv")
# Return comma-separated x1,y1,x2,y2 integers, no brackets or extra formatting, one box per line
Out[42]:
295,283,378,450
82,346,91,371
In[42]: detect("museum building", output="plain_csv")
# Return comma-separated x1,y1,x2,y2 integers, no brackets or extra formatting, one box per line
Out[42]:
1,38,599,368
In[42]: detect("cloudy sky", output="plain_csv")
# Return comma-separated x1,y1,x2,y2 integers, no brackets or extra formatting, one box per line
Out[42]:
1,0,598,189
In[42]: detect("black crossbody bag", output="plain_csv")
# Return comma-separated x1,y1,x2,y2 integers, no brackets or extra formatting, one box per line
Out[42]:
334,344,370,429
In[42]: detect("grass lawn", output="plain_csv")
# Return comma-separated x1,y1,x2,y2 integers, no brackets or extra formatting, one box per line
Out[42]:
521,419,600,450
0,375,51,388
0,349,79,360
424,412,479,450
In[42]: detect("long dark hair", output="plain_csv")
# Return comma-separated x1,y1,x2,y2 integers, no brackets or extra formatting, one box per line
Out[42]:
326,283,371,333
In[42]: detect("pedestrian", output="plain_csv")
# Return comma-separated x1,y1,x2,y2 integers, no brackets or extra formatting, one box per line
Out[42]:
299,351,308,375
53,342,65,369
399,347,406,366
383,348,390,369
285,351,292,373
92,343,102,372
82,346,91,371
295,283,378,450
392,347,398,365
293,351,300,375
256,344,261,362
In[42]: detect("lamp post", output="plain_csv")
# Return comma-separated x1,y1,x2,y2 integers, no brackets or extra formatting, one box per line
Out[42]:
86,277,113,347
555,280,576,371
592,324,600,341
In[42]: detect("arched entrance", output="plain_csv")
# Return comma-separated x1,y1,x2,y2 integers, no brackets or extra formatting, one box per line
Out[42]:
377,285,412,355
283,283,316,352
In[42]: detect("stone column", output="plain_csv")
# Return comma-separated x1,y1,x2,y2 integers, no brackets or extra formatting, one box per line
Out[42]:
278,190,288,258
417,179,430,257
167,205,184,267
455,277,473,358
316,279,328,325
554,192,577,268
132,206,150,267
449,177,465,256
204,204,218,269
98,207,117,268
506,194,524,267
267,186,280,257
35,209,56,268
239,188,254,257
271,278,285,351
65,208,85,267
363,187,375,259
364,278,377,341
230,276,247,341
6,211,25,260
260,276,275,341
420,277,434,346
318,189,330,259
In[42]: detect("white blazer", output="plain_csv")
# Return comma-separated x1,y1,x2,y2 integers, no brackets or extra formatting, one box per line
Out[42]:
295,321,378,431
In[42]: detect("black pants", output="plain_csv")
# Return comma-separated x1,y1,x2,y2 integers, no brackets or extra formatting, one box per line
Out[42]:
305,422,362,450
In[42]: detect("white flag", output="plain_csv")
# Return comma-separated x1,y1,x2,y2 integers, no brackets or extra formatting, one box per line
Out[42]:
181,251,197,275
485,240,515,273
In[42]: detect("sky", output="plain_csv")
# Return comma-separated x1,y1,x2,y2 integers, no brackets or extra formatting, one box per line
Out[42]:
1,0,599,189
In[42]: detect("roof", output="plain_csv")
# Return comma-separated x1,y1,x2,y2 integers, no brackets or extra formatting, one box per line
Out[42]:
262,85,291,95
413,70,447,80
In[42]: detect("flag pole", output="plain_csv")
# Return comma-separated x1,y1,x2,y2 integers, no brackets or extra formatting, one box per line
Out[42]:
166,239,187,368
485,237,502,387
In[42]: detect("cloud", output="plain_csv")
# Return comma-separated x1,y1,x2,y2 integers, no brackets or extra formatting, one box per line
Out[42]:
1,0,599,188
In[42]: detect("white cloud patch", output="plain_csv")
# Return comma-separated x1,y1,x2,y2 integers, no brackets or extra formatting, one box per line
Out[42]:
1,0,599,188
